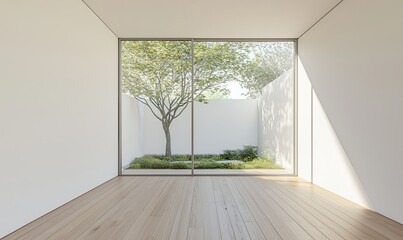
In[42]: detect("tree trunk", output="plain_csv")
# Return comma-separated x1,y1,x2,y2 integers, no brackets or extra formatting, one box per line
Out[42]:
162,122,172,157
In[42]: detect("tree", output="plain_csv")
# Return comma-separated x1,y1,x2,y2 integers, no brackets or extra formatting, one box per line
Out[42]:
122,41,246,156
238,42,294,99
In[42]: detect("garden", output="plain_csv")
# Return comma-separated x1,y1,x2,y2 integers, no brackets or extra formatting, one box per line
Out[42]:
128,146,281,170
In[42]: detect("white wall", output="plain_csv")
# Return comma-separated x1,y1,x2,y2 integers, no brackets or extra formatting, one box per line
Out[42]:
122,97,258,160
298,0,403,223
144,100,259,155
122,94,143,167
297,60,312,181
258,70,294,170
193,100,258,154
0,0,118,237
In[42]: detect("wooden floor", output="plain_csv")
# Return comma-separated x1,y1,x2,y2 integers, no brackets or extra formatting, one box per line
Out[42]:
4,177,403,240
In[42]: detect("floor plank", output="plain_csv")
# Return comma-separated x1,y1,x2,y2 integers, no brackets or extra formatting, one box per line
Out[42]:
3,176,403,240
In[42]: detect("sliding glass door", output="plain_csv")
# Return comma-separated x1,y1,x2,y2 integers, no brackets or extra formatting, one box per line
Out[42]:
120,39,295,175
193,41,295,174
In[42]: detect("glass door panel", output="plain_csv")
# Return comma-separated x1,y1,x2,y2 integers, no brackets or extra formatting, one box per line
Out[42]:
121,40,192,175
193,41,295,175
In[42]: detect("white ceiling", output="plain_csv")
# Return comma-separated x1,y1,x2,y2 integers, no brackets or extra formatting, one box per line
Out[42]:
83,0,341,38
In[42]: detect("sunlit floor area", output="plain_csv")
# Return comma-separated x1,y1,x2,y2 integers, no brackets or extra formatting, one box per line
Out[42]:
5,176,403,240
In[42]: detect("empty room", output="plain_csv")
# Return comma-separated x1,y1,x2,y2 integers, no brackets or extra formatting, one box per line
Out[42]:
1,0,402,239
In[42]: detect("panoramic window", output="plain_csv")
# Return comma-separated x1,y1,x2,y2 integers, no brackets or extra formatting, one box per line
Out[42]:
120,40,295,175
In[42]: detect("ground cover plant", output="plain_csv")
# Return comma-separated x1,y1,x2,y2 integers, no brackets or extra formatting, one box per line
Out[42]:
128,146,281,170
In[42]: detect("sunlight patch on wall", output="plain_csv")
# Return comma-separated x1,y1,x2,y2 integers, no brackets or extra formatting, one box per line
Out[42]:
312,91,372,209
258,70,294,170
297,58,312,181
298,58,371,209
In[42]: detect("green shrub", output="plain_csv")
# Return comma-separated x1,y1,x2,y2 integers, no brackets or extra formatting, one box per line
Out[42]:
134,157,170,169
152,161,170,169
130,163,141,169
194,161,228,169
143,155,173,161
195,154,221,160
239,145,258,161
140,154,222,162
228,163,245,169
128,154,281,170
169,155,191,161
220,146,258,161
133,157,155,168
170,162,190,169
243,157,281,169
220,150,239,159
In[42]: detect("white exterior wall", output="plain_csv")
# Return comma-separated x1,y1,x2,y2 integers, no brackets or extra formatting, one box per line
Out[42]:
298,0,403,223
144,99,260,155
122,94,144,167
123,98,259,157
258,70,294,171
193,100,258,154
0,0,118,237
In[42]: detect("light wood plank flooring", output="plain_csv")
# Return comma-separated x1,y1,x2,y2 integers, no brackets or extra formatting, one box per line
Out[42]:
3,176,403,240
